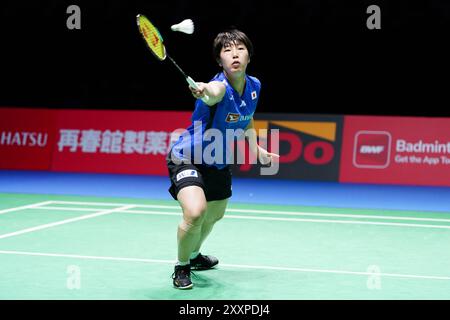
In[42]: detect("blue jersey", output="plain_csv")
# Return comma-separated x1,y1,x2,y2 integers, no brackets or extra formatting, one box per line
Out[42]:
170,72,261,169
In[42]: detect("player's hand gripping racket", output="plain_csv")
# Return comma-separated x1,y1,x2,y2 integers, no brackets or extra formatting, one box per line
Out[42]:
136,14,209,103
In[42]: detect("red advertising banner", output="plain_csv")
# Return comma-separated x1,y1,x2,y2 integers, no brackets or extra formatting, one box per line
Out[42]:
232,113,344,181
340,116,450,186
51,109,191,175
0,108,56,170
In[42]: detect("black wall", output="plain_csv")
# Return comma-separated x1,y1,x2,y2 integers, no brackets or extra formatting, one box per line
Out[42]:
1,0,449,116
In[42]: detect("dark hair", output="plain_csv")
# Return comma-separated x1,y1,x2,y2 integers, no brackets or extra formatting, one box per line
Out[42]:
213,29,254,64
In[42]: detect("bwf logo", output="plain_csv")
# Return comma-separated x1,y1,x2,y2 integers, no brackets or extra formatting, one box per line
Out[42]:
353,131,391,169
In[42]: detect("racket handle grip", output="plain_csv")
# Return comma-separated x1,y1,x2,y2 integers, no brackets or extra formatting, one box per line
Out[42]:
186,76,210,103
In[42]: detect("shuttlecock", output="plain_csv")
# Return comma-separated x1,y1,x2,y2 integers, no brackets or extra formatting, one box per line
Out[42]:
171,19,194,34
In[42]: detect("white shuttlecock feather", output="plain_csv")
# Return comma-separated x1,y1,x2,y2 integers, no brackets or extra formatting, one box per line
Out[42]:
171,19,194,34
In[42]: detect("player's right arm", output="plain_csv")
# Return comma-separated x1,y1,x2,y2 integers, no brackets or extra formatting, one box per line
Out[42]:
189,81,226,106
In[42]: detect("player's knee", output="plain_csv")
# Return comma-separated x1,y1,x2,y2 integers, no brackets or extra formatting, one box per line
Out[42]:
205,200,228,223
217,211,225,221
209,210,225,223
184,204,207,225
179,206,206,235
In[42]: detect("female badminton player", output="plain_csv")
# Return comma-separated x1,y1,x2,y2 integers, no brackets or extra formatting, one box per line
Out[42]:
166,29,279,289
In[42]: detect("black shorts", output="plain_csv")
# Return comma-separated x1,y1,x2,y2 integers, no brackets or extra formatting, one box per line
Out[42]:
167,160,232,202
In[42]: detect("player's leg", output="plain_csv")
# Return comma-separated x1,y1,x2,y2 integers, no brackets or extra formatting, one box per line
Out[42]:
194,198,228,252
189,164,231,270
189,198,228,270
166,159,210,288
172,185,207,289
176,185,207,264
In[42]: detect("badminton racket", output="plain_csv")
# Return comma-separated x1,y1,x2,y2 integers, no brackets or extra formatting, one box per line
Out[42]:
136,14,209,103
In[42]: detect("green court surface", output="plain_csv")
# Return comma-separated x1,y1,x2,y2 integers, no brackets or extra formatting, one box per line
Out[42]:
1,192,450,299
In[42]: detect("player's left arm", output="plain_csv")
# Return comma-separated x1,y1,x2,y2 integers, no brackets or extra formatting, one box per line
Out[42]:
245,118,279,165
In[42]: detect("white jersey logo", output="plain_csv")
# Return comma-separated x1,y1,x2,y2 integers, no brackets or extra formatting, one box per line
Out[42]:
251,91,257,100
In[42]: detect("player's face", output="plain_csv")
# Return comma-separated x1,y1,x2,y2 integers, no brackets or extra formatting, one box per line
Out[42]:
219,41,250,76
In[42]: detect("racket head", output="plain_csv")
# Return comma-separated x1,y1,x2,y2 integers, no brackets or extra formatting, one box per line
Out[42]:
136,14,167,61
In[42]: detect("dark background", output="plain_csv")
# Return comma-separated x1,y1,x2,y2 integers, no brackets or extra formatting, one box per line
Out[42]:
1,0,449,116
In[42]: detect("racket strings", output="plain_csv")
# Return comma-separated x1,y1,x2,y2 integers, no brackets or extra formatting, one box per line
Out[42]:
138,16,166,60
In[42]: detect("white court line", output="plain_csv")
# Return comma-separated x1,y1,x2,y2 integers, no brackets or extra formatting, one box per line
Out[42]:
0,201,54,215
30,206,107,212
0,205,135,240
47,200,450,224
223,214,450,230
0,249,174,264
32,205,450,224
29,206,450,230
229,208,450,223
0,249,449,281
51,200,177,208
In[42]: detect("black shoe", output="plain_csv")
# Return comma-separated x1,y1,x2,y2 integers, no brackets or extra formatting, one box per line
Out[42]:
190,253,219,270
172,264,193,289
